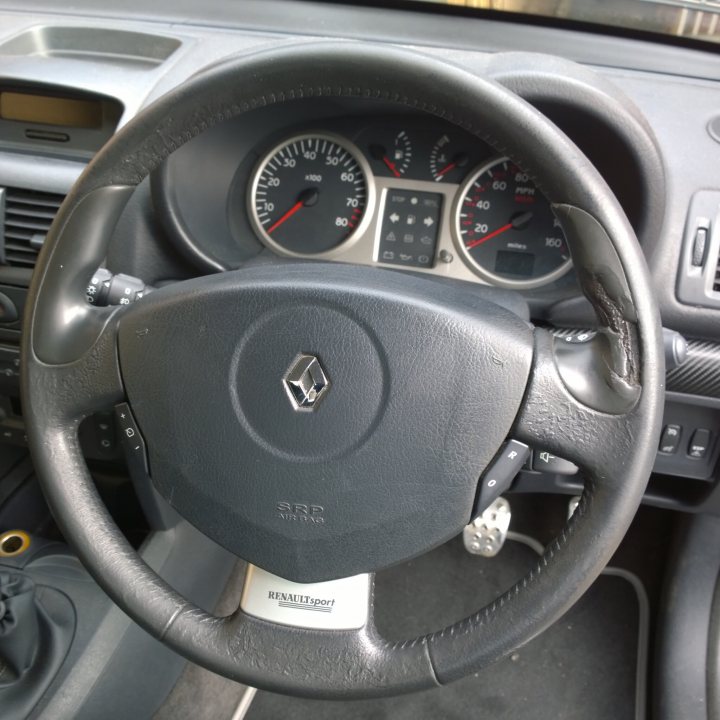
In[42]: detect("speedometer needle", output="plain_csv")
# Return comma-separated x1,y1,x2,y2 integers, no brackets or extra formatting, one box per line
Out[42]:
267,188,319,235
466,223,513,249
465,211,533,250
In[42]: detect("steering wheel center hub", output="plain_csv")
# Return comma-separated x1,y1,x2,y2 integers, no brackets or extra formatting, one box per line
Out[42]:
230,302,386,462
117,263,533,582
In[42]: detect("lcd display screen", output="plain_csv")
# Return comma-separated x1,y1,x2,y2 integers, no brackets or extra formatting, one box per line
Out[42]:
495,250,535,278
0,91,103,129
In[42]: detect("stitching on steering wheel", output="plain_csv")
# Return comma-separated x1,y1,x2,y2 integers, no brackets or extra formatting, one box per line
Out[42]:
381,475,596,651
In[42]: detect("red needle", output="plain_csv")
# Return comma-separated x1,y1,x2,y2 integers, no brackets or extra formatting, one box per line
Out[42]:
267,200,304,234
382,156,402,178
465,223,513,250
435,161,457,179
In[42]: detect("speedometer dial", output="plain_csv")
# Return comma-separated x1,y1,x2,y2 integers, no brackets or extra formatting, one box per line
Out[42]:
249,133,374,256
454,157,571,288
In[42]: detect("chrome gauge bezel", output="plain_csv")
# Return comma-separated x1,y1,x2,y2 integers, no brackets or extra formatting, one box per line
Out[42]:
452,156,574,290
248,132,377,259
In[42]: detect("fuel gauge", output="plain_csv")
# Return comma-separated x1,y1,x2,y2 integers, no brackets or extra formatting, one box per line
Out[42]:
369,130,412,178
429,133,470,183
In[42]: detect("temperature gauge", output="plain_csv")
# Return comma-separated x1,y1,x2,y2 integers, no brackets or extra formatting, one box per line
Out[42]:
429,134,471,183
369,130,412,178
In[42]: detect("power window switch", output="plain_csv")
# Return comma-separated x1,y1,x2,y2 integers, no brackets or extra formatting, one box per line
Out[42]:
658,424,682,454
688,429,711,459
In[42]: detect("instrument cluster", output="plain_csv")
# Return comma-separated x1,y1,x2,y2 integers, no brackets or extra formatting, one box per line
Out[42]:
246,123,572,289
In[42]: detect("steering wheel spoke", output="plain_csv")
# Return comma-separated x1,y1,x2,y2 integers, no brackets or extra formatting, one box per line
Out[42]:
25,308,124,425
513,327,640,485
238,564,373,632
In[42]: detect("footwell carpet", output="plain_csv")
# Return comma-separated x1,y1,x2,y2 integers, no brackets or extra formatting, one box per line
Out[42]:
246,535,643,720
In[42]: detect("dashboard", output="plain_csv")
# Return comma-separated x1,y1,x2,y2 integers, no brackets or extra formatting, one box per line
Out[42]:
0,0,718,518
156,112,573,290
151,87,661,310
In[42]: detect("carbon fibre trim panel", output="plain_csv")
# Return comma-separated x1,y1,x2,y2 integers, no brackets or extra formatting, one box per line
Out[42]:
667,339,720,399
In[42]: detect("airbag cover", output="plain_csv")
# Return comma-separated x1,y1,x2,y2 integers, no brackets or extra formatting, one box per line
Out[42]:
118,263,533,582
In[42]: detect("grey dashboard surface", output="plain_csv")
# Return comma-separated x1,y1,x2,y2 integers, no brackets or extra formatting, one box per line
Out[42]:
0,0,718,338
3,0,720,81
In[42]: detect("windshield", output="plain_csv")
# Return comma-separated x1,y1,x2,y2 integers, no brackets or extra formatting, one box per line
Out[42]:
416,0,720,46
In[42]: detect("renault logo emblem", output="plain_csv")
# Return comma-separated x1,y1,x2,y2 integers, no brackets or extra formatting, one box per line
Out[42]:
283,354,330,411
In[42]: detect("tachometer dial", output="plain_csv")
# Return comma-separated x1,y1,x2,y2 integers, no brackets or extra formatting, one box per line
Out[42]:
249,133,373,256
454,157,571,288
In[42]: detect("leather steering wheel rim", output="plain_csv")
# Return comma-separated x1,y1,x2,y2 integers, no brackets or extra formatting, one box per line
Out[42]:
21,42,664,698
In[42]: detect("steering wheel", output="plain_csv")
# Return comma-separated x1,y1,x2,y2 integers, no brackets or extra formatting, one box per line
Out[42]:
21,43,664,698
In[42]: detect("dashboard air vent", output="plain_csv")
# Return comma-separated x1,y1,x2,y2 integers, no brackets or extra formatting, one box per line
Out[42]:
714,247,720,293
1,187,65,268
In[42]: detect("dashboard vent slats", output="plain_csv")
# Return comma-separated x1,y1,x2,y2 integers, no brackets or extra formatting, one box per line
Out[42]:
714,247,720,293
1,187,65,268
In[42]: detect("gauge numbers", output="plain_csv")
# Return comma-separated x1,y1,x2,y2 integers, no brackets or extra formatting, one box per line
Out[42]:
250,133,372,256
455,157,572,288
